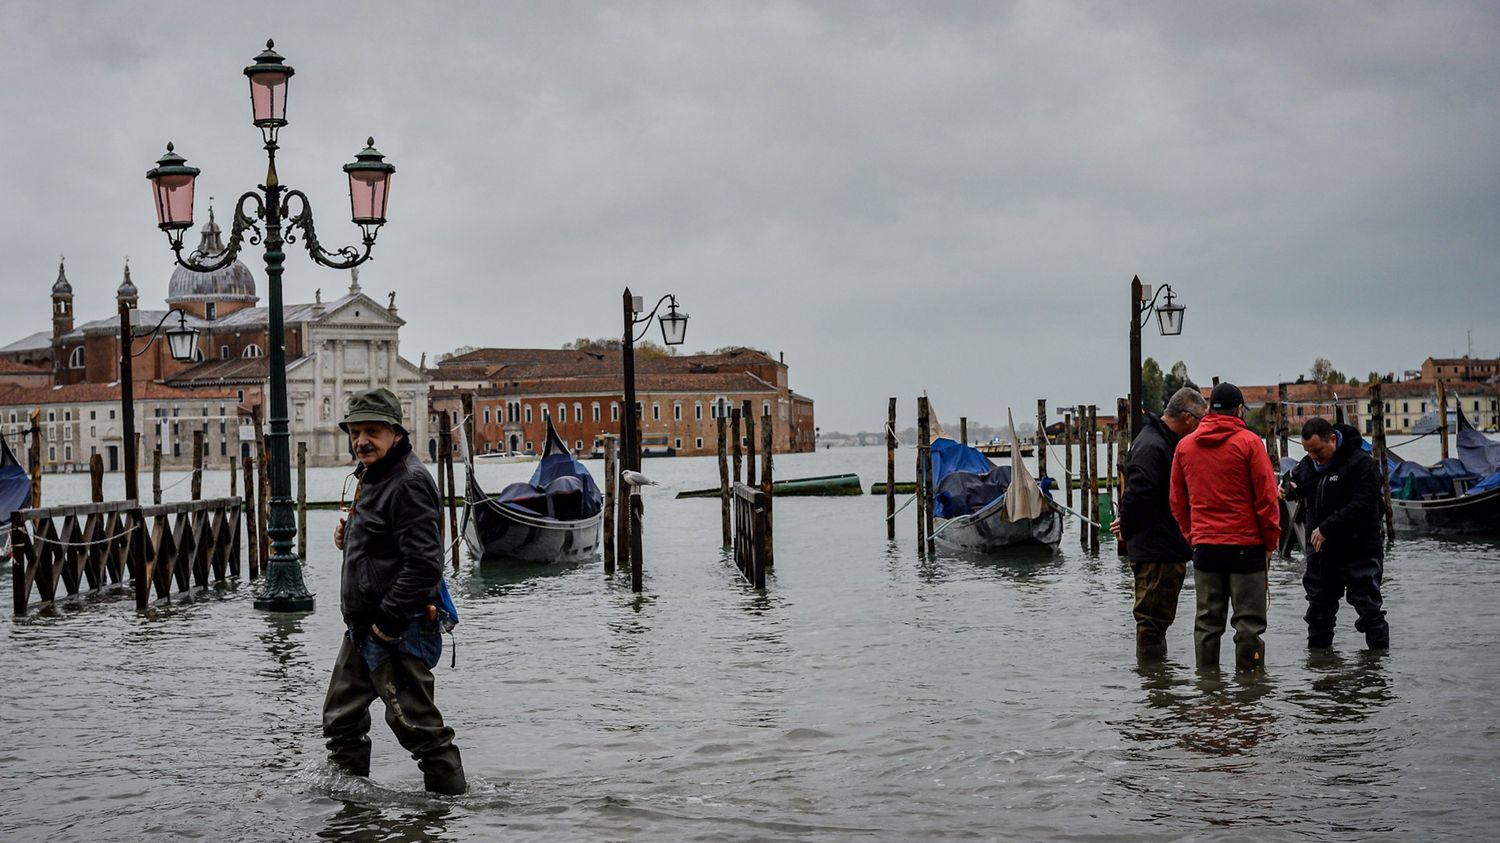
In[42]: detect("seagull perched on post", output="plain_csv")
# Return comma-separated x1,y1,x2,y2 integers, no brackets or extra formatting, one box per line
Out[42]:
621,470,658,487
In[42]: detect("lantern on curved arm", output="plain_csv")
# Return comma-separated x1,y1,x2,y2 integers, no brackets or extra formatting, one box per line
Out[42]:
146,143,201,239
1154,286,1185,336
343,138,395,240
658,297,689,346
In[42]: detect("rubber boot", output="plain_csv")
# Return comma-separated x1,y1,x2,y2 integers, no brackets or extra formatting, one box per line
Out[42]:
1365,629,1389,651
421,747,467,795
1136,640,1168,664
1234,643,1264,675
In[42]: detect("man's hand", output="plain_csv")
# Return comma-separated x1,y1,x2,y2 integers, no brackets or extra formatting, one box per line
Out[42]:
370,623,397,642
334,517,346,550
1310,528,1326,552
1109,518,1122,539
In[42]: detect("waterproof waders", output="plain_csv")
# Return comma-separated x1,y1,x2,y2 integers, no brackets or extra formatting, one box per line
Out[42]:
1132,559,1187,662
1193,568,1267,673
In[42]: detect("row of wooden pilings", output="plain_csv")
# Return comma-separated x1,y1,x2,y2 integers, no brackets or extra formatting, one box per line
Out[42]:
886,397,1130,555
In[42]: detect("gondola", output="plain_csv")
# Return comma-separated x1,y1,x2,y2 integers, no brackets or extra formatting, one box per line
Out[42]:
1388,408,1500,537
459,418,603,563
930,408,1062,553
0,432,32,556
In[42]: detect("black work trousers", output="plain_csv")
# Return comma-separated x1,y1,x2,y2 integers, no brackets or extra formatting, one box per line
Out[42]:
1303,554,1388,649
321,633,463,783
1131,559,1187,660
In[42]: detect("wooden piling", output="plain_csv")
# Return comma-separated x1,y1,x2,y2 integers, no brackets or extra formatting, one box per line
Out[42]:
192,430,204,501
90,454,104,502
1088,405,1100,554
1036,400,1048,482
717,419,731,548
28,408,42,508
440,412,460,569
296,440,307,560
229,455,238,497
1063,412,1073,509
918,396,933,551
745,405,758,488
1116,396,1129,501
886,398,897,540
257,433,270,571
1277,382,1290,458
960,416,968,446
604,433,618,571
243,455,258,579
1437,379,1449,460
761,410,774,568
1077,405,1087,550
731,408,743,484
1370,382,1395,542
152,448,162,505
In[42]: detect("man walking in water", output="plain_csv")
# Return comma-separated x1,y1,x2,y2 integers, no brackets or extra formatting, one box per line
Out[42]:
324,388,467,794
1170,383,1281,674
1115,387,1207,662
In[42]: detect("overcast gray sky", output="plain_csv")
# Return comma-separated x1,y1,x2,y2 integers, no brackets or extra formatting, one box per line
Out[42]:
3,1,1496,431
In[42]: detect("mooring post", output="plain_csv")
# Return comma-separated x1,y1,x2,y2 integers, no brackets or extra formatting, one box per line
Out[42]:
152,447,162,505
253,405,269,571
1437,379,1449,460
1277,382,1290,458
229,455,238,498
761,410,774,569
191,430,204,501
604,433,617,572
28,408,42,508
1036,400,1048,483
434,418,447,545
296,440,307,561
745,405,758,488
717,418,731,548
90,454,104,503
731,407,743,484
886,397,897,540
1089,405,1101,554
1076,405,1087,550
918,396,934,552
243,454,258,579
960,416,968,446
1116,397,1129,501
1370,382,1395,543
1063,411,1073,509
440,411,460,569
916,396,928,547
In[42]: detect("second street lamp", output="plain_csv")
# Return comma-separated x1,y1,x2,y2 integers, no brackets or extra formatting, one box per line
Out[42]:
619,290,688,592
118,304,200,503
147,40,396,613
1128,276,1188,440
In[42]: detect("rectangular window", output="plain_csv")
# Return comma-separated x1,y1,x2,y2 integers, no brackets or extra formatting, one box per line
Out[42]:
110,410,115,420
674,437,682,450
695,437,704,449
525,405,533,423
173,442,181,457
694,402,703,420
592,403,601,422
763,401,771,418
652,403,661,421
558,404,567,423
484,407,491,425
574,403,583,422
90,410,96,420
673,403,682,421
64,445,72,461
611,402,619,422
48,446,55,461
90,426,96,437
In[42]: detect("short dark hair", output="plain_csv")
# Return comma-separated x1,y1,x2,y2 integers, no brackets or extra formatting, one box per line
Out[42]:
1301,417,1334,440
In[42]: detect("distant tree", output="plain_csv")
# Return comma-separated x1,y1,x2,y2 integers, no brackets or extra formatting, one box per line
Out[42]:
1140,357,1166,414
1163,360,1198,399
1311,357,1335,384
561,337,674,357
433,345,477,364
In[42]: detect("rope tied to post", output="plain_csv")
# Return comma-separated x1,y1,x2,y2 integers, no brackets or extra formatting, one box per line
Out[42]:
17,523,140,549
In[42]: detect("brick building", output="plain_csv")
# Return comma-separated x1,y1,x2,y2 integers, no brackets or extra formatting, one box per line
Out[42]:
429,346,815,457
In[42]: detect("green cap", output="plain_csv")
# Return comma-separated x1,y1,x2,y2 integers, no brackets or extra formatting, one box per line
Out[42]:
339,387,406,434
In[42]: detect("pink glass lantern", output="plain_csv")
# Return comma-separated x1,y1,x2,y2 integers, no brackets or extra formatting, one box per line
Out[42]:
243,40,294,128
145,143,200,231
343,138,396,228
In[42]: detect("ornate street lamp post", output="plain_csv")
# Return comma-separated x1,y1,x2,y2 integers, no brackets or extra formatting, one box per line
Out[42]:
1128,276,1186,440
118,306,200,502
147,40,396,612
619,290,688,591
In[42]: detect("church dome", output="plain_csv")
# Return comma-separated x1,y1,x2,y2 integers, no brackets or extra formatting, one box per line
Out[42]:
166,210,258,304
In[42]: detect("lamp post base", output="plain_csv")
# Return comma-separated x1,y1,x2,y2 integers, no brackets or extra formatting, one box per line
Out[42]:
253,559,316,612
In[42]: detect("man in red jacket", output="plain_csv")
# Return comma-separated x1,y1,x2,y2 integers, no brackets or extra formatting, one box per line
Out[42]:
1170,383,1281,673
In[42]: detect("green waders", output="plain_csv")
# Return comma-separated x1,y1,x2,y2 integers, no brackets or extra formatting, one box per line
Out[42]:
1193,568,1268,673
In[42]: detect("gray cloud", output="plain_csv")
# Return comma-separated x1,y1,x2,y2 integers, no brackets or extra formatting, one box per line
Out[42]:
3,1,1496,431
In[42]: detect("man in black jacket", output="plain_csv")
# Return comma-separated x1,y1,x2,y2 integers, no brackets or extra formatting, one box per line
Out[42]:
1114,387,1207,662
1286,416,1389,650
322,388,467,794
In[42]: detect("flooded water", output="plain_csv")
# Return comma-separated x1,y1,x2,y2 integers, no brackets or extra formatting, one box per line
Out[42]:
3,442,1498,841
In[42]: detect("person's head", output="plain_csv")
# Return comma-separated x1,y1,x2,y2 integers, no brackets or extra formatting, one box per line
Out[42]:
1162,387,1208,435
1208,382,1246,419
1300,416,1337,464
339,388,407,466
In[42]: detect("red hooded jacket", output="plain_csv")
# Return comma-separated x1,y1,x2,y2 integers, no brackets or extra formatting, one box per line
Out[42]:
1169,412,1281,551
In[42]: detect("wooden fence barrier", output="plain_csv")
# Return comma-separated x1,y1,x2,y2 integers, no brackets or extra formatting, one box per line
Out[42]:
732,482,770,589
11,497,243,615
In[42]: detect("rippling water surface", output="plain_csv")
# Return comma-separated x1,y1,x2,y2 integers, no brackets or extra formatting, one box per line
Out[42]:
3,444,1497,841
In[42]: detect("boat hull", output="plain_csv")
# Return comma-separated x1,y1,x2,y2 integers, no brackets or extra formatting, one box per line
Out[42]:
934,506,1064,552
1390,486,1500,536
463,496,602,563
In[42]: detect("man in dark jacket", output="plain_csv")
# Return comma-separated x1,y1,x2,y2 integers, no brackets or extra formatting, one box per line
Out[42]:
1286,416,1389,650
1114,387,1207,662
1170,383,1281,674
322,388,467,795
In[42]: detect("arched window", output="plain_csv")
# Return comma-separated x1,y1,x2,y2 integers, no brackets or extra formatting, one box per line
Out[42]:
220,345,230,360
243,344,263,358
68,347,84,369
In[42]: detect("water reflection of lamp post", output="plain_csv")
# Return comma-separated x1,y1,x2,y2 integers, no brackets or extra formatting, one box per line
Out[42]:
146,40,396,613
619,291,688,591
119,306,200,502
1128,276,1186,440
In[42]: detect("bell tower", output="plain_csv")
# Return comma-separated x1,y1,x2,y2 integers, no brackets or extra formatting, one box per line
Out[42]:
51,257,74,338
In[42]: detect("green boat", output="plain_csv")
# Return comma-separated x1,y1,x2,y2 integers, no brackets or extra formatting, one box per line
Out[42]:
676,473,863,498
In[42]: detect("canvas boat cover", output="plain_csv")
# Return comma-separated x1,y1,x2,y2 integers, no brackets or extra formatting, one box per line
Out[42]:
0,432,31,523
493,419,602,522
1456,407,1500,495
929,408,1050,520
